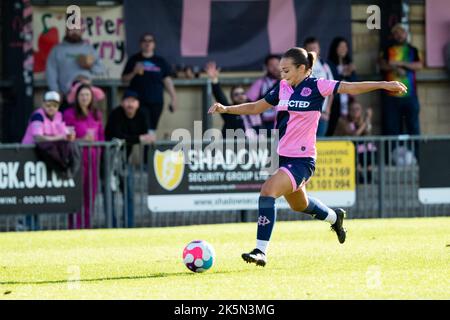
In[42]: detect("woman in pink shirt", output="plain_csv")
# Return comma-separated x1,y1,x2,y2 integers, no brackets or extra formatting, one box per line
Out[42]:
22,91,75,144
63,84,104,229
209,47,407,267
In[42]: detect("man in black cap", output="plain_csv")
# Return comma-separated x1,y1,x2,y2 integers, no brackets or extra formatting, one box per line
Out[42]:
105,89,155,227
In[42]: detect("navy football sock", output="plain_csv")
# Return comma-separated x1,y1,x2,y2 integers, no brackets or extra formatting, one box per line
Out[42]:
303,196,336,223
256,196,276,253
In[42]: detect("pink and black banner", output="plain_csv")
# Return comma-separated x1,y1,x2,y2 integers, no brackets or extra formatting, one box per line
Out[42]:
124,0,351,70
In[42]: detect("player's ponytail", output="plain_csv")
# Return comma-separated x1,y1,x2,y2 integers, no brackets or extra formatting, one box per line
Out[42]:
307,51,317,70
282,47,314,74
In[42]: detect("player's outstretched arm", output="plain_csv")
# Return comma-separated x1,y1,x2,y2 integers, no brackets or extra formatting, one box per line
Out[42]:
337,81,407,96
208,98,272,115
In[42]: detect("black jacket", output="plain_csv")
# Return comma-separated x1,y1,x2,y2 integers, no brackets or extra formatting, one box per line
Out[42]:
212,82,245,136
35,140,81,179
105,107,149,158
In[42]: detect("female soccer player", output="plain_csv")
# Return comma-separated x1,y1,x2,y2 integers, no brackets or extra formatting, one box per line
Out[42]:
208,47,407,267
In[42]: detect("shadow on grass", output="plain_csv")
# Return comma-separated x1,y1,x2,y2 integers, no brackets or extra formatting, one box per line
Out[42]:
0,268,256,286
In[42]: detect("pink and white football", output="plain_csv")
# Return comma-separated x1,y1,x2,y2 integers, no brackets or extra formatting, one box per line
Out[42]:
182,240,215,273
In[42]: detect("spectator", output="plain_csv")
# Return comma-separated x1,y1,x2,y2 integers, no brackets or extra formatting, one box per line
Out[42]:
304,37,335,137
20,91,75,231
122,33,177,133
205,61,262,138
105,90,155,227
327,37,357,136
246,54,281,132
379,23,423,136
335,99,373,136
334,99,375,183
183,66,200,79
63,84,104,229
22,91,75,144
46,26,104,109
66,75,106,105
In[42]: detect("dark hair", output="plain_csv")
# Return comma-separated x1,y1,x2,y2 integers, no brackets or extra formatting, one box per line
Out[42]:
264,54,281,66
328,37,352,66
303,37,319,47
71,79,81,87
282,47,316,72
348,95,356,106
74,84,100,120
347,96,363,121
140,32,155,42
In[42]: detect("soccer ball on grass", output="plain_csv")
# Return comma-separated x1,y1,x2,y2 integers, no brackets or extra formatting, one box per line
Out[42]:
182,240,215,273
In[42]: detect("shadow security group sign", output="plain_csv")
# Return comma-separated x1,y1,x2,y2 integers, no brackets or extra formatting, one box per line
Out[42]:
147,141,355,212
0,148,82,215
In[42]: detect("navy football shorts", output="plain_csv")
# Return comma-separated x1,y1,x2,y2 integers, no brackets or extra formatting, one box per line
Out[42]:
278,156,316,192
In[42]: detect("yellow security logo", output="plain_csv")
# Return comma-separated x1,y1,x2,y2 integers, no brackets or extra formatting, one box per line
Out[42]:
154,150,185,191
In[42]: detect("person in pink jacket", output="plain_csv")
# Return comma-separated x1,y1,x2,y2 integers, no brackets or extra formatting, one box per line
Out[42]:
21,91,75,231
22,91,75,144
63,84,104,229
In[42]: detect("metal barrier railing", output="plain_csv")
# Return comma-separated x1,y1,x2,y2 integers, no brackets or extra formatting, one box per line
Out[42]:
322,135,450,219
1,135,449,232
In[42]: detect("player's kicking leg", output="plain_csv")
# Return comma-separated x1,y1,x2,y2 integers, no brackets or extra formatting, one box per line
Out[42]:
241,171,292,267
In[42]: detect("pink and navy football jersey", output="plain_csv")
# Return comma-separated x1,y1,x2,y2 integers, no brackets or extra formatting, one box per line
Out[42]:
264,77,340,159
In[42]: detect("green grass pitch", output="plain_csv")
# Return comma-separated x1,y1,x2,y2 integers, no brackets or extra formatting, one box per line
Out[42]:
0,217,449,299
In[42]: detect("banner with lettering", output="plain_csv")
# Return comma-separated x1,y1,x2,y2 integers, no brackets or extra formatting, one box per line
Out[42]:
147,140,355,212
32,5,126,79
0,148,82,215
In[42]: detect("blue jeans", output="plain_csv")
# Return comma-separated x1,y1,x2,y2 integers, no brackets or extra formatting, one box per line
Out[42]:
382,94,421,162
112,165,134,228
382,94,420,136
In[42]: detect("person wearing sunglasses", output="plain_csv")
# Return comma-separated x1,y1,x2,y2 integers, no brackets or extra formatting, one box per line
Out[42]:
205,61,262,138
122,33,177,134
22,91,75,144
